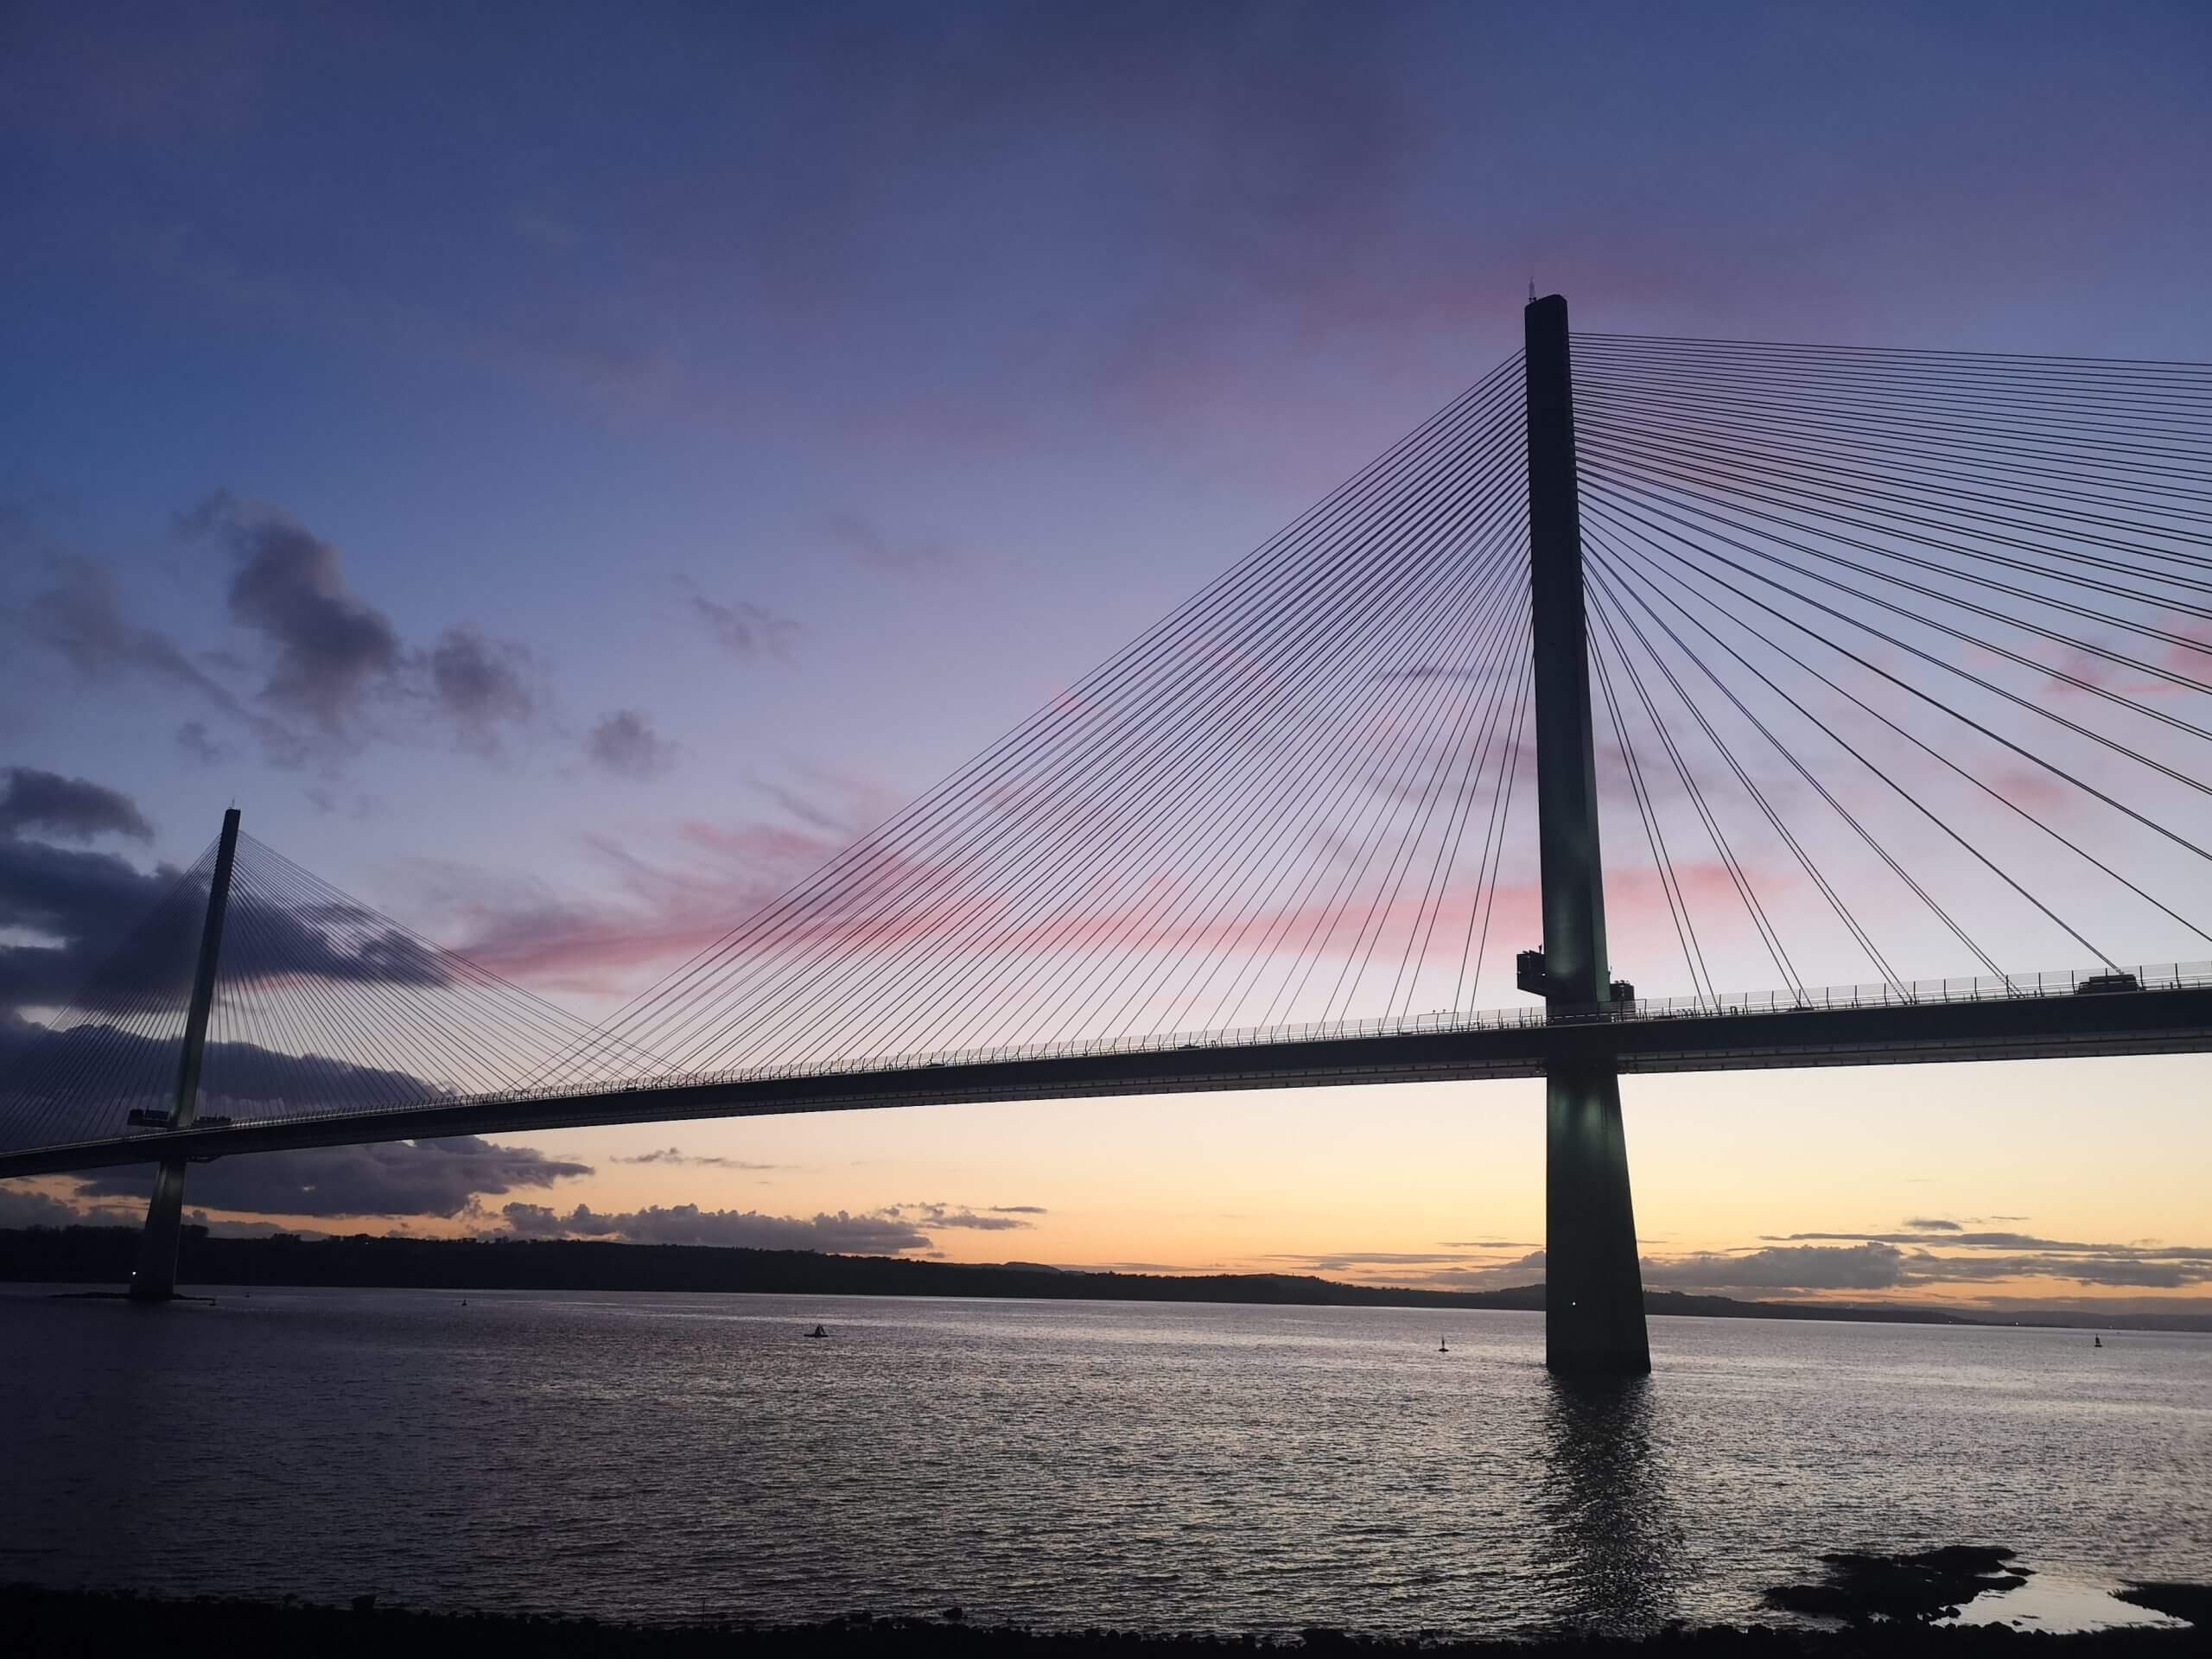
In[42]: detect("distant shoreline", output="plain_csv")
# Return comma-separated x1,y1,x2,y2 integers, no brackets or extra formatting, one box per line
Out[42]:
5,1224,2205,1332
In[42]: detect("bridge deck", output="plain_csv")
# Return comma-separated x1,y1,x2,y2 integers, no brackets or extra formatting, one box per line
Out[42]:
4,981,2208,1180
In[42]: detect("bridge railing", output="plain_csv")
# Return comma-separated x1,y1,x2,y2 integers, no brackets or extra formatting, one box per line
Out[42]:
87,957,2209,1146
284,957,2212,1106
1563,960,2212,1025
628,957,2211,1084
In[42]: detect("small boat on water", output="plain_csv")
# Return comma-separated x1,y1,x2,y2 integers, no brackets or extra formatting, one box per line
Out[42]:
805,1324,830,1339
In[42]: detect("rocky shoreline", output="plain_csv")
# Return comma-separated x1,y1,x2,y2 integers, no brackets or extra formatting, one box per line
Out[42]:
4,1583,2203,1658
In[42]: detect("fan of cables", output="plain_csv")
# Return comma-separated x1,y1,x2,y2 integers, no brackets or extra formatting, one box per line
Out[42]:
1570,332,2212,1003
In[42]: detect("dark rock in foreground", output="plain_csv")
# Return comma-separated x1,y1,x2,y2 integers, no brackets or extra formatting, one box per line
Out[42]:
1763,1545,2031,1624
3,1584,2202,1658
2117,1585,2212,1627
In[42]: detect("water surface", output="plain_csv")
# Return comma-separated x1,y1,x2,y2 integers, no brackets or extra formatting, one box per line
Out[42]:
1,1288,2204,1635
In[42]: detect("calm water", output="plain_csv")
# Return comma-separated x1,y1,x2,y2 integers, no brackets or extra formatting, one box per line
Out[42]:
1,1287,2205,1635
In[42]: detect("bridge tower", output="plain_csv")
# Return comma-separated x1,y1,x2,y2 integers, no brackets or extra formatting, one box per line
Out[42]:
1523,296,1651,1373
128,805,240,1302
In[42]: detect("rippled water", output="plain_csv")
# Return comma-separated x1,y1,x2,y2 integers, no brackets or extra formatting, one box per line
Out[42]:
1,1287,2205,1635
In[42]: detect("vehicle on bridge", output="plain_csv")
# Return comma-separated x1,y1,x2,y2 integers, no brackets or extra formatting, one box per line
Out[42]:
2075,972,2143,995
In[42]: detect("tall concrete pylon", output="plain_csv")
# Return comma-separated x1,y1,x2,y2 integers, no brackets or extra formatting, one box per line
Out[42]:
1522,296,1651,1374
129,806,240,1302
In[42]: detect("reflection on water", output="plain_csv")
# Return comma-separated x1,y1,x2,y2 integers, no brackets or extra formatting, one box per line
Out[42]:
1943,1574,2188,1634
1539,1376,1681,1636
0,1290,2206,1635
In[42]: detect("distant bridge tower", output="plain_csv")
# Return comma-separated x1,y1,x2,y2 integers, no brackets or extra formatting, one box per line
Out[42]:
129,805,240,1301
1523,296,1651,1373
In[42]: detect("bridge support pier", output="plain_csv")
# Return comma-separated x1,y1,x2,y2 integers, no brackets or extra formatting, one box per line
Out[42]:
129,806,240,1302
1545,1063,1648,1371
130,1158,192,1302
1525,295,1650,1374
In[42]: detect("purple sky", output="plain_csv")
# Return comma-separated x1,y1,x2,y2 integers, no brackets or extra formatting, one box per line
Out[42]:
3,3,2209,1302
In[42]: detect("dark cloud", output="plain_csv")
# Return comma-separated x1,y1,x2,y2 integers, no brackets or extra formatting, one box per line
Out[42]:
678,582,799,661
1639,1243,1909,1293
222,896,447,989
22,557,270,737
0,827,453,1018
187,495,404,729
0,1181,118,1228
22,499,546,761
73,1137,590,1218
1894,1254,2212,1291
1744,1227,2212,1293
1,1015,442,1111
988,1205,1048,1215
0,838,184,1011
584,709,677,779
1771,1230,2212,1257
1634,1224,2212,1295
1288,1249,1547,1292
500,1201,929,1254
609,1147,777,1169
887,1201,1036,1232
23,558,177,680
192,1033,439,1103
428,626,534,734
0,829,460,1165
0,768,152,842
2,1010,468,1160
18,515,391,765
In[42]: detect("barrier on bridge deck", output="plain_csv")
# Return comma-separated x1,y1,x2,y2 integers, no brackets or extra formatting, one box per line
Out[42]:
62,956,2209,1146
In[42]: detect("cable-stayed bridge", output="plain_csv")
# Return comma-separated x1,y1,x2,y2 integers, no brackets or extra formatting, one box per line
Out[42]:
6,298,2210,1371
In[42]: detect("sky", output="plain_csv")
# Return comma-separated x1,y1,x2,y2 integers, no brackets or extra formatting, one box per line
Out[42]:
3,1,2210,1314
